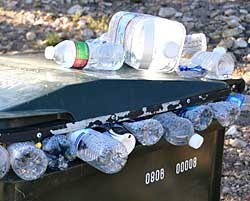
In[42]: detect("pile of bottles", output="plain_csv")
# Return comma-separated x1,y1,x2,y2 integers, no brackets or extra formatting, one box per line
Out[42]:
0,99,242,181
45,11,235,80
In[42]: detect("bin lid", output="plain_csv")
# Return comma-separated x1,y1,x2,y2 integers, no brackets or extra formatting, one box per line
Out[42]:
0,54,229,121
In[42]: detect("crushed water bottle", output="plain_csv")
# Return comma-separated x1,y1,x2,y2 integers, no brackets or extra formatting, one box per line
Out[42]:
154,112,204,149
0,145,10,179
68,129,128,174
43,135,76,171
190,47,235,80
107,11,186,71
123,119,164,146
177,105,213,131
208,101,240,127
8,142,48,181
45,40,125,70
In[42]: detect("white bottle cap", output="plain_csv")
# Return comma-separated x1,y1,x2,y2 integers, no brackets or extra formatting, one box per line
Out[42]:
44,46,55,60
164,42,180,58
213,47,227,55
109,130,136,155
188,134,204,149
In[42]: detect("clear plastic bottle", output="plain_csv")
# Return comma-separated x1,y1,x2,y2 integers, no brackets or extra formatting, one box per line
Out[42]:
107,11,186,71
190,47,235,80
177,105,213,131
8,142,48,181
154,112,204,149
68,128,128,174
208,101,240,127
123,119,164,146
42,135,76,171
0,145,10,179
44,40,125,70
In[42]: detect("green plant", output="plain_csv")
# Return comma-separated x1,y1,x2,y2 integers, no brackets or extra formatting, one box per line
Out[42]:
87,15,109,32
45,32,61,46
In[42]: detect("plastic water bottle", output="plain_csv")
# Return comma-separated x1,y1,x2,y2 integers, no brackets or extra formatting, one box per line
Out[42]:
107,11,186,71
42,135,76,171
181,33,207,59
208,101,240,127
0,145,10,179
190,47,235,80
8,142,48,181
154,112,204,149
44,40,125,70
68,129,128,174
177,105,213,131
123,119,164,146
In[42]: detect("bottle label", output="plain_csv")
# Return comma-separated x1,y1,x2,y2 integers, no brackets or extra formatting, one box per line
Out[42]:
227,93,245,108
114,13,141,45
73,41,89,69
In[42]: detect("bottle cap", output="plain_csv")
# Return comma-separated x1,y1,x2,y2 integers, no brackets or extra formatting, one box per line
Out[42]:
188,134,204,149
213,47,227,55
164,42,180,58
109,130,136,155
44,46,55,59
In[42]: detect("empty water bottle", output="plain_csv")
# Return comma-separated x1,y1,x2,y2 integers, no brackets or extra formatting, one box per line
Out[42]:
8,142,48,181
154,112,204,149
177,105,213,131
107,11,186,71
123,119,164,146
208,101,240,127
43,135,76,171
190,47,235,80
45,40,125,70
68,129,128,174
0,145,10,179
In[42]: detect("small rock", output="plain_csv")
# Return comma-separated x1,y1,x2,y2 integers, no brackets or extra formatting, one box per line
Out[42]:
158,7,177,18
226,19,240,28
224,9,235,16
245,14,250,23
222,186,231,194
175,12,183,18
67,4,84,15
77,19,87,29
234,38,248,48
218,38,234,49
26,31,36,41
240,9,248,15
82,28,94,39
229,138,247,148
222,28,243,38
25,0,33,4
225,125,238,136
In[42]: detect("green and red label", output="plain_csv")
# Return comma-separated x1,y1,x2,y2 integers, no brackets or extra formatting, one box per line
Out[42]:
73,41,89,69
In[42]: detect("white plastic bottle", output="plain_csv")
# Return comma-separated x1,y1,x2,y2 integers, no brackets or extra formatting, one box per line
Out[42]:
44,40,125,70
190,47,235,80
154,112,204,149
107,11,186,71
0,145,10,179
68,128,129,174
8,142,48,181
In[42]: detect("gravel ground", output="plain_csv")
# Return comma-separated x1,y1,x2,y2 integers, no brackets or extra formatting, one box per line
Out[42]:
0,0,250,200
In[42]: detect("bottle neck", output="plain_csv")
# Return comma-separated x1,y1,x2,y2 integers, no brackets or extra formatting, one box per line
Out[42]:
72,41,89,69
